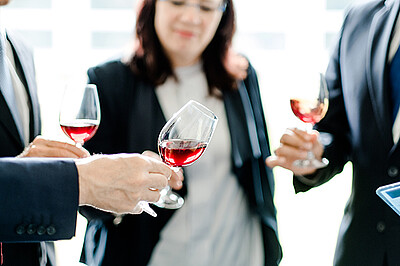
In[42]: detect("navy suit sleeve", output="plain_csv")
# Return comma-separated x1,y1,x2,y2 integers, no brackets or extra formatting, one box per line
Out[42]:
0,158,79,242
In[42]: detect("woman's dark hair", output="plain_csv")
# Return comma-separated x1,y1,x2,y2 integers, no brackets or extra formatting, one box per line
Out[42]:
128,0,237,95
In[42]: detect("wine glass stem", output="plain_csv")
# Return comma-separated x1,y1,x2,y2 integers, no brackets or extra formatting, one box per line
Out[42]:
164,185,171,193
171,166,180,173
305,123,314,134
76,142,83,148
305,123,315,160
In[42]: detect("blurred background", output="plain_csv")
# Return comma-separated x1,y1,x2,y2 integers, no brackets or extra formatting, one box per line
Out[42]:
2,0,361,265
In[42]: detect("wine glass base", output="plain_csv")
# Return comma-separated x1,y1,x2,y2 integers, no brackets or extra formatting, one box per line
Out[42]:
154,192,184,209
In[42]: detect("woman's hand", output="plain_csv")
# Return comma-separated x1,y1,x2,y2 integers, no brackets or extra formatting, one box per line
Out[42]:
224,47,249,80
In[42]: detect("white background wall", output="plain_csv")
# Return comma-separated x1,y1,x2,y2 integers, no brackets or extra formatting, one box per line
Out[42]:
2,0,362,265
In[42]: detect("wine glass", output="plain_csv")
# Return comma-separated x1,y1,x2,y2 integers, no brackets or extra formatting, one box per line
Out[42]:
59,84,100,147
155,100,219,209
289,73,329,168
59,83,158,217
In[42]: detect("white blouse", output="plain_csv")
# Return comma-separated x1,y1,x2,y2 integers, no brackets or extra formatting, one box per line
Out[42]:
149,62,263,266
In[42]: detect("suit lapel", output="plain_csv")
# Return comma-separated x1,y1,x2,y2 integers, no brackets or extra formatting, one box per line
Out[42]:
0,31,23,147
366,0,400,145
7,30,41,139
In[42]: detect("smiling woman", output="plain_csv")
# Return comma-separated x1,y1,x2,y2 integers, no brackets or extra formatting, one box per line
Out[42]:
159,0,227,12
78,0,283,265
155,0,226,67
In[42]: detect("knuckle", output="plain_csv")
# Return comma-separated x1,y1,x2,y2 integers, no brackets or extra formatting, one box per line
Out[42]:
280,133,291,143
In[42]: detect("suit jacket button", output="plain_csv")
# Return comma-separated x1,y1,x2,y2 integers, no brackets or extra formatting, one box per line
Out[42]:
388,167,399,178
37,226,46,235
15,225,26,235
46,225,56,236
377,221,386,233
27,224,36,235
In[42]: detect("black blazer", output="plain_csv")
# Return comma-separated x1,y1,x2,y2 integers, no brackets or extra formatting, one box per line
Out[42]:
80,60,282,265
294,0,400,265
0,30,48,266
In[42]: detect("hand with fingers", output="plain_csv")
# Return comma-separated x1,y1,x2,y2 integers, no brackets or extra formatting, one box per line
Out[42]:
76,153,172,215
265,127,325,176
133,150,185,216
17,136,90,159
142,150,184,190
224,47,249,81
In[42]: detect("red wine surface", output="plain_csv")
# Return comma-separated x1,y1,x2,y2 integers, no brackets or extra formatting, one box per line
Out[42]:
61,121,99,144
159,139,207,167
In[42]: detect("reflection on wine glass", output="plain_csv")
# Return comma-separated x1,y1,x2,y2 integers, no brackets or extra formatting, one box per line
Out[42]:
155,100,218,209
290,73,329,168
59,84,100,147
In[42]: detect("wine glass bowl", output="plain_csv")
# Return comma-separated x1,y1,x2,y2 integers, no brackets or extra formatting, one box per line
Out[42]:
290,73,329,168
159,139,208,168
59,84,100,147
289,98,328,126
155,100,218,209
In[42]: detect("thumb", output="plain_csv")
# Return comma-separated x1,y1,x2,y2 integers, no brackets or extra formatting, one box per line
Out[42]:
266,156,282,168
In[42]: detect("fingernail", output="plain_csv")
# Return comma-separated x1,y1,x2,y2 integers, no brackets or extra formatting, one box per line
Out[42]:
176,181,182,187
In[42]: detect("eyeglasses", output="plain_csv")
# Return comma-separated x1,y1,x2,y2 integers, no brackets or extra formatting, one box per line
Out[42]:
158,0,227,13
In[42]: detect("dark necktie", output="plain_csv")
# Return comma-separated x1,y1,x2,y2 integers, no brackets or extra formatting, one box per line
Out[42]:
0,31,24,141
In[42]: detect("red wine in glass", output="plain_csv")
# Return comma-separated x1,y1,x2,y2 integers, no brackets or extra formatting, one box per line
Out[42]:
60,120,99,145
159,139,208,167
59,84,100,148
290,98,328,125
155,100,218,209
290,73,329,168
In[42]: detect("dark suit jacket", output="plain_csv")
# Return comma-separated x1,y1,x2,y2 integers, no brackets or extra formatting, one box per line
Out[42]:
80,60,282,265
0,157,79,243
294,0,400,265
0,30,48,266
